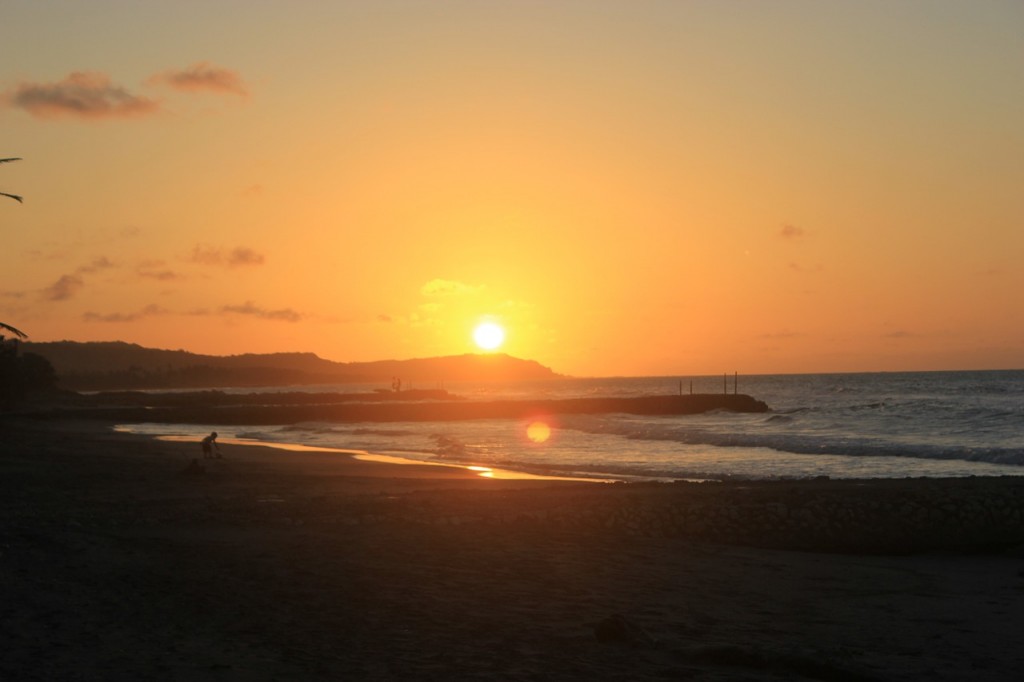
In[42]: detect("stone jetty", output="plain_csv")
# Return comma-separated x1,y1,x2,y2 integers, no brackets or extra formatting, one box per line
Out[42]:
30,393,769,425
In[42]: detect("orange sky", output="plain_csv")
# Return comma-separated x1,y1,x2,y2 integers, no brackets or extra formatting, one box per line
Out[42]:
2,1,1022,376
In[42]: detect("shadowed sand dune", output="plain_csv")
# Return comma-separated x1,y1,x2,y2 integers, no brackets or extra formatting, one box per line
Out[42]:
2,417,1023,681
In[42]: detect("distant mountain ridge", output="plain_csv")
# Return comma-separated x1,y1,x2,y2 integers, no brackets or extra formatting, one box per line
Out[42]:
24,341,563,391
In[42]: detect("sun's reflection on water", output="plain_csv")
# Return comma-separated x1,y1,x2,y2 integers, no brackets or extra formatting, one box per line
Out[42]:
151,433,605,481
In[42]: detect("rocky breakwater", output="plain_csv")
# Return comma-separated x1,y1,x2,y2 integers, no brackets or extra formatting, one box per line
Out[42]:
34,393,769,425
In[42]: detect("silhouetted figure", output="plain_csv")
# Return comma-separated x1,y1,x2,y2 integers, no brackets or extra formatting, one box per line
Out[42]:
201,431,221,459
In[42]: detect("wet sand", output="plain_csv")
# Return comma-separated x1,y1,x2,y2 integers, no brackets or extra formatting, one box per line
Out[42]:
2,417,1023,680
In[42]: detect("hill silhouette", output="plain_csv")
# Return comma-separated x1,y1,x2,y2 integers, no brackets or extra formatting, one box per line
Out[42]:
24,341,563,391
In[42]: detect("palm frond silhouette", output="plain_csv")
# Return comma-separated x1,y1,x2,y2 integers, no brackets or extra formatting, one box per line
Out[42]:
1,322,28,339
2,158,27,338
2,157,23,202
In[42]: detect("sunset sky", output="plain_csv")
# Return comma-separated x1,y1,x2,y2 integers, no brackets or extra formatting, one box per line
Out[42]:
2,1,1022,377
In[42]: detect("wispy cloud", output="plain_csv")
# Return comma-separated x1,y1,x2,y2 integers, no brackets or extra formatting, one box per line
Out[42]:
138,269,181,281
758,330,804,339
226,247,265,267
42,274,85,301
148,62,247,96
5,72,159,120
779,224,805,239
189,245,265,268
85,301,301,324
77,256,115,274
221,301,301,322
420,278,482,297
136,259,181,281
83,304,168,323
38,257,116,301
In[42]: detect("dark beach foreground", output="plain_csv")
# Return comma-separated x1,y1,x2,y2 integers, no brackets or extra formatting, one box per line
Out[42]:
3,418,1024,681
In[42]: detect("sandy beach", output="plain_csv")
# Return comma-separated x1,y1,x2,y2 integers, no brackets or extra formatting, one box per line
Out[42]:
3,417,1024,681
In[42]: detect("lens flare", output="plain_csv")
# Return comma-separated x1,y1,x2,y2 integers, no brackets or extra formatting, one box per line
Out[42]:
526,420,551,443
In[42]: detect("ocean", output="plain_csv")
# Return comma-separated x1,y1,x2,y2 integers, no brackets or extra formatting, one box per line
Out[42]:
118,369,1024,481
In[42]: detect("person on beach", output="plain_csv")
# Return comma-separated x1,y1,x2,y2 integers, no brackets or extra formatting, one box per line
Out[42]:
201,432,221,459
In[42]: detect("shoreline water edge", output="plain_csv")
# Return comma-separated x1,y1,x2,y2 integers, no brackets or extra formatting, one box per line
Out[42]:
19,368,1024,481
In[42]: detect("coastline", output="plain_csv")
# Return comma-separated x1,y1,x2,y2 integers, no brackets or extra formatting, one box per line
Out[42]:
3,417,1024,680
153,433,615,483
24,374,1024,481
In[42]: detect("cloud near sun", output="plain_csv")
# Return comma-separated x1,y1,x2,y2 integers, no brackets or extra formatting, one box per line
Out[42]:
420,279,482,297
189,245,266,268
5,63,247,120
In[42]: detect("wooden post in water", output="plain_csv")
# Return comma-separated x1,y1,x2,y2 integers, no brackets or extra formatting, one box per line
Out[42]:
734,371,738,395
723,373,727,395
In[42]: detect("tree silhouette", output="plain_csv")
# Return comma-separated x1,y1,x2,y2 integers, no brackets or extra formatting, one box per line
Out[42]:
1,352,57,407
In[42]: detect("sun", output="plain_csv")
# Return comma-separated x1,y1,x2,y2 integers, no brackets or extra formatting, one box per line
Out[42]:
473,321,506,351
